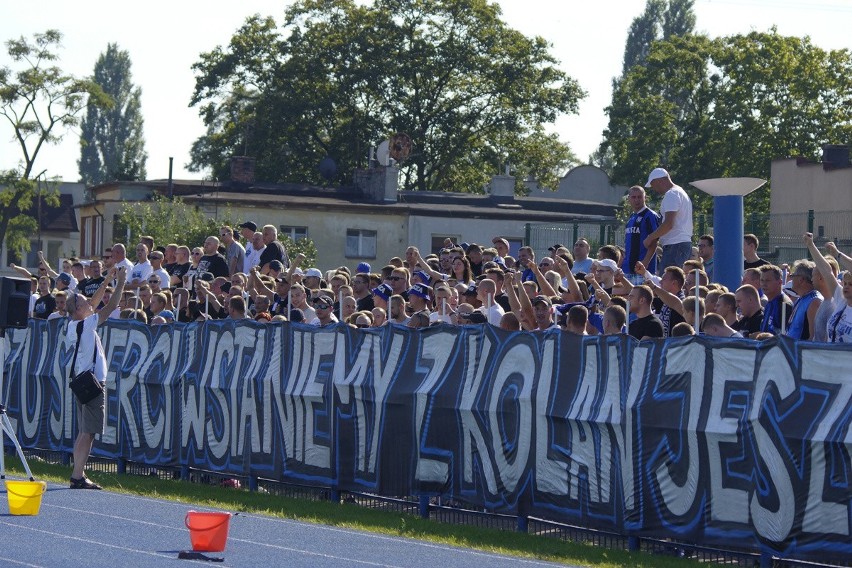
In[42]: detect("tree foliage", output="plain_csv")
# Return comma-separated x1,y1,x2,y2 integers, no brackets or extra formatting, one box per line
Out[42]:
0,30,107,261
79,43,147,185
189,0,584,193
599,30,852,215
115,194,318,268
115,195,234,252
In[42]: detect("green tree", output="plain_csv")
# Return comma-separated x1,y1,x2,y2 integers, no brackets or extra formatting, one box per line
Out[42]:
115,195,232,251
621,0,666,75
0,30,107,262
189,0,585,193
599,30,852,215
78,43,147,185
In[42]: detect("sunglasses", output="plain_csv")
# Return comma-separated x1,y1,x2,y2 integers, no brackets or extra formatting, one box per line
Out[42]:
192,252,201,256
148,280,159,284
539,262,553,267
356,323,370,328
388,276,404,281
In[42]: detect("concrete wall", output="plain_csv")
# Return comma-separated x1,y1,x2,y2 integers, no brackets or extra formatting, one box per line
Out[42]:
770,158,852,215
527,164,627,206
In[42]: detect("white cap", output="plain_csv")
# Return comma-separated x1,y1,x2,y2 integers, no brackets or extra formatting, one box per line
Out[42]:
304,268,323,278
645,167,670,187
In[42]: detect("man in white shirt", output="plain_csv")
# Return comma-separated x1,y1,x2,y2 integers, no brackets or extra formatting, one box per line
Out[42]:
65,266,126,489
476,278,504,325
110,243,135,275
643,168,693,271
126,243,152,291
243,231,266,274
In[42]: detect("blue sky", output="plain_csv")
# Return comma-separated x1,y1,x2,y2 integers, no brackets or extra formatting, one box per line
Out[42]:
1,0,850,182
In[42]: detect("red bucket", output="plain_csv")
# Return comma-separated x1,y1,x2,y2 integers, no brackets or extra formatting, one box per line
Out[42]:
185,510,232,552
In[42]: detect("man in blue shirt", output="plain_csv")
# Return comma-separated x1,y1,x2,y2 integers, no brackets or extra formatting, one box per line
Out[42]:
623,186,660,284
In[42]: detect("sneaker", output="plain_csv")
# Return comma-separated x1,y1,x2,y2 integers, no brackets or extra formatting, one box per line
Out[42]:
70,476,102,490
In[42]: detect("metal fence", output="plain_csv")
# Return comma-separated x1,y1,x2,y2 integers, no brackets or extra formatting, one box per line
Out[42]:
527,210,852,267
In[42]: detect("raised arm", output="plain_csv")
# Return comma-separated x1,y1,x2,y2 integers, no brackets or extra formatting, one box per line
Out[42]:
526,260,557,298
804,233,838,297
37,251,59,278
97,267,125,326
413,250,445,283
826,241,852,272
646,278,685,316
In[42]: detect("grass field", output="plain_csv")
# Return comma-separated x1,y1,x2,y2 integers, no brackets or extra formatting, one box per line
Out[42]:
3,455,704,568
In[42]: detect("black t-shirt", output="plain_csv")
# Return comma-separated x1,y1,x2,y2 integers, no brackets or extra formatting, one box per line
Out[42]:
495,293,512,313
80,277,105,298
732,309,764,336
629,314,664,339
259,240,289,269
356,294,375,312
198,254,229,278
163,262,177,275
33,294,56,319
744,258,770,270
171,262,192,285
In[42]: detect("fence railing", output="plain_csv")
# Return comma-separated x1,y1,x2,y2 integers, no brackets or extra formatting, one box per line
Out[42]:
527,210,852,267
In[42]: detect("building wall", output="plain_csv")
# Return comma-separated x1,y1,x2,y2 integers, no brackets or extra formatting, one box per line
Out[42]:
186,201,409,271
0,182,84,273
528,164,628,206
408,216,527,256
771,158,852,215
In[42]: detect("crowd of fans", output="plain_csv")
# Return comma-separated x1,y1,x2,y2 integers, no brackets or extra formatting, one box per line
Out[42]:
9,218,852,344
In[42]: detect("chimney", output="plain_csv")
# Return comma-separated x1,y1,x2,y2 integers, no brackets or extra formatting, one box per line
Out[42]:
488,174,515,201
354,165,399,203
230,156,256,184
822,144,850,169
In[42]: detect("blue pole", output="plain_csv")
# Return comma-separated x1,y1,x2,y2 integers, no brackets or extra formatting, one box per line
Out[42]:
713,195,744,292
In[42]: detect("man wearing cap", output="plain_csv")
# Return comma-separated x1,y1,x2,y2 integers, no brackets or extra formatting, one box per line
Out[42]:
530,295,558,330
492,237,510,263
238,221,257,243
643,168,693,271
303,268,324,291
309,295,338,326
408,283,433,314
372,283,392,312
623,185,661,284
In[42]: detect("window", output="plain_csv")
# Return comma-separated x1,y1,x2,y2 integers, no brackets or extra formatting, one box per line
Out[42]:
346,229,377,258
279,226,308,241
431,235,461,254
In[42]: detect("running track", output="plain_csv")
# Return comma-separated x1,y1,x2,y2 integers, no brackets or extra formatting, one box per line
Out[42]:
0,482,580,567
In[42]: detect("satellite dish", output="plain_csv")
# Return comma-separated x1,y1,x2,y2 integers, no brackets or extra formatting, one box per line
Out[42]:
319,156,337,181
376,140,390,166
389,133,412,163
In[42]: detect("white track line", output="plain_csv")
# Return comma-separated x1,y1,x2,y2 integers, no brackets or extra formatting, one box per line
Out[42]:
0,520,217,565
0,555,43,568
43,487,570,567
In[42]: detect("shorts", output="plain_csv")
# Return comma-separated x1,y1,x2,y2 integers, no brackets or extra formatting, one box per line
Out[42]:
75,388,105,434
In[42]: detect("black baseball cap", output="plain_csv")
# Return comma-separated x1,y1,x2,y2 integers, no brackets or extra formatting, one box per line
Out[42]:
238,221,257,232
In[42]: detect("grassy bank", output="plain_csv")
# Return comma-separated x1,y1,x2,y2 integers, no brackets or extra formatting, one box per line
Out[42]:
3,455,701,568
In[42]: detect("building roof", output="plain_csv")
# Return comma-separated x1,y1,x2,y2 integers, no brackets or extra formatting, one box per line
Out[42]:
16,193,79,233
93,177,617,222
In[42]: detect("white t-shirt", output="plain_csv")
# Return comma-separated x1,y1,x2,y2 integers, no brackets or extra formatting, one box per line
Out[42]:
244,245,265,274
129,261,152,286
478,302,505,326
66,314,108,384
659,184,693,246
149,268,170,288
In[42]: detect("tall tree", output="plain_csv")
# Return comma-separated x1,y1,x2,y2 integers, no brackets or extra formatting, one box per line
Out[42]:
599,30,852,215
189,0,585,193
78,43,147,185
621,0,665,76
0,30,107,262
662,0,696,40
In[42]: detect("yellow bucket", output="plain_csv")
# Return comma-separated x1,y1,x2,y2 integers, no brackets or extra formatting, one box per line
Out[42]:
5,480,47,516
